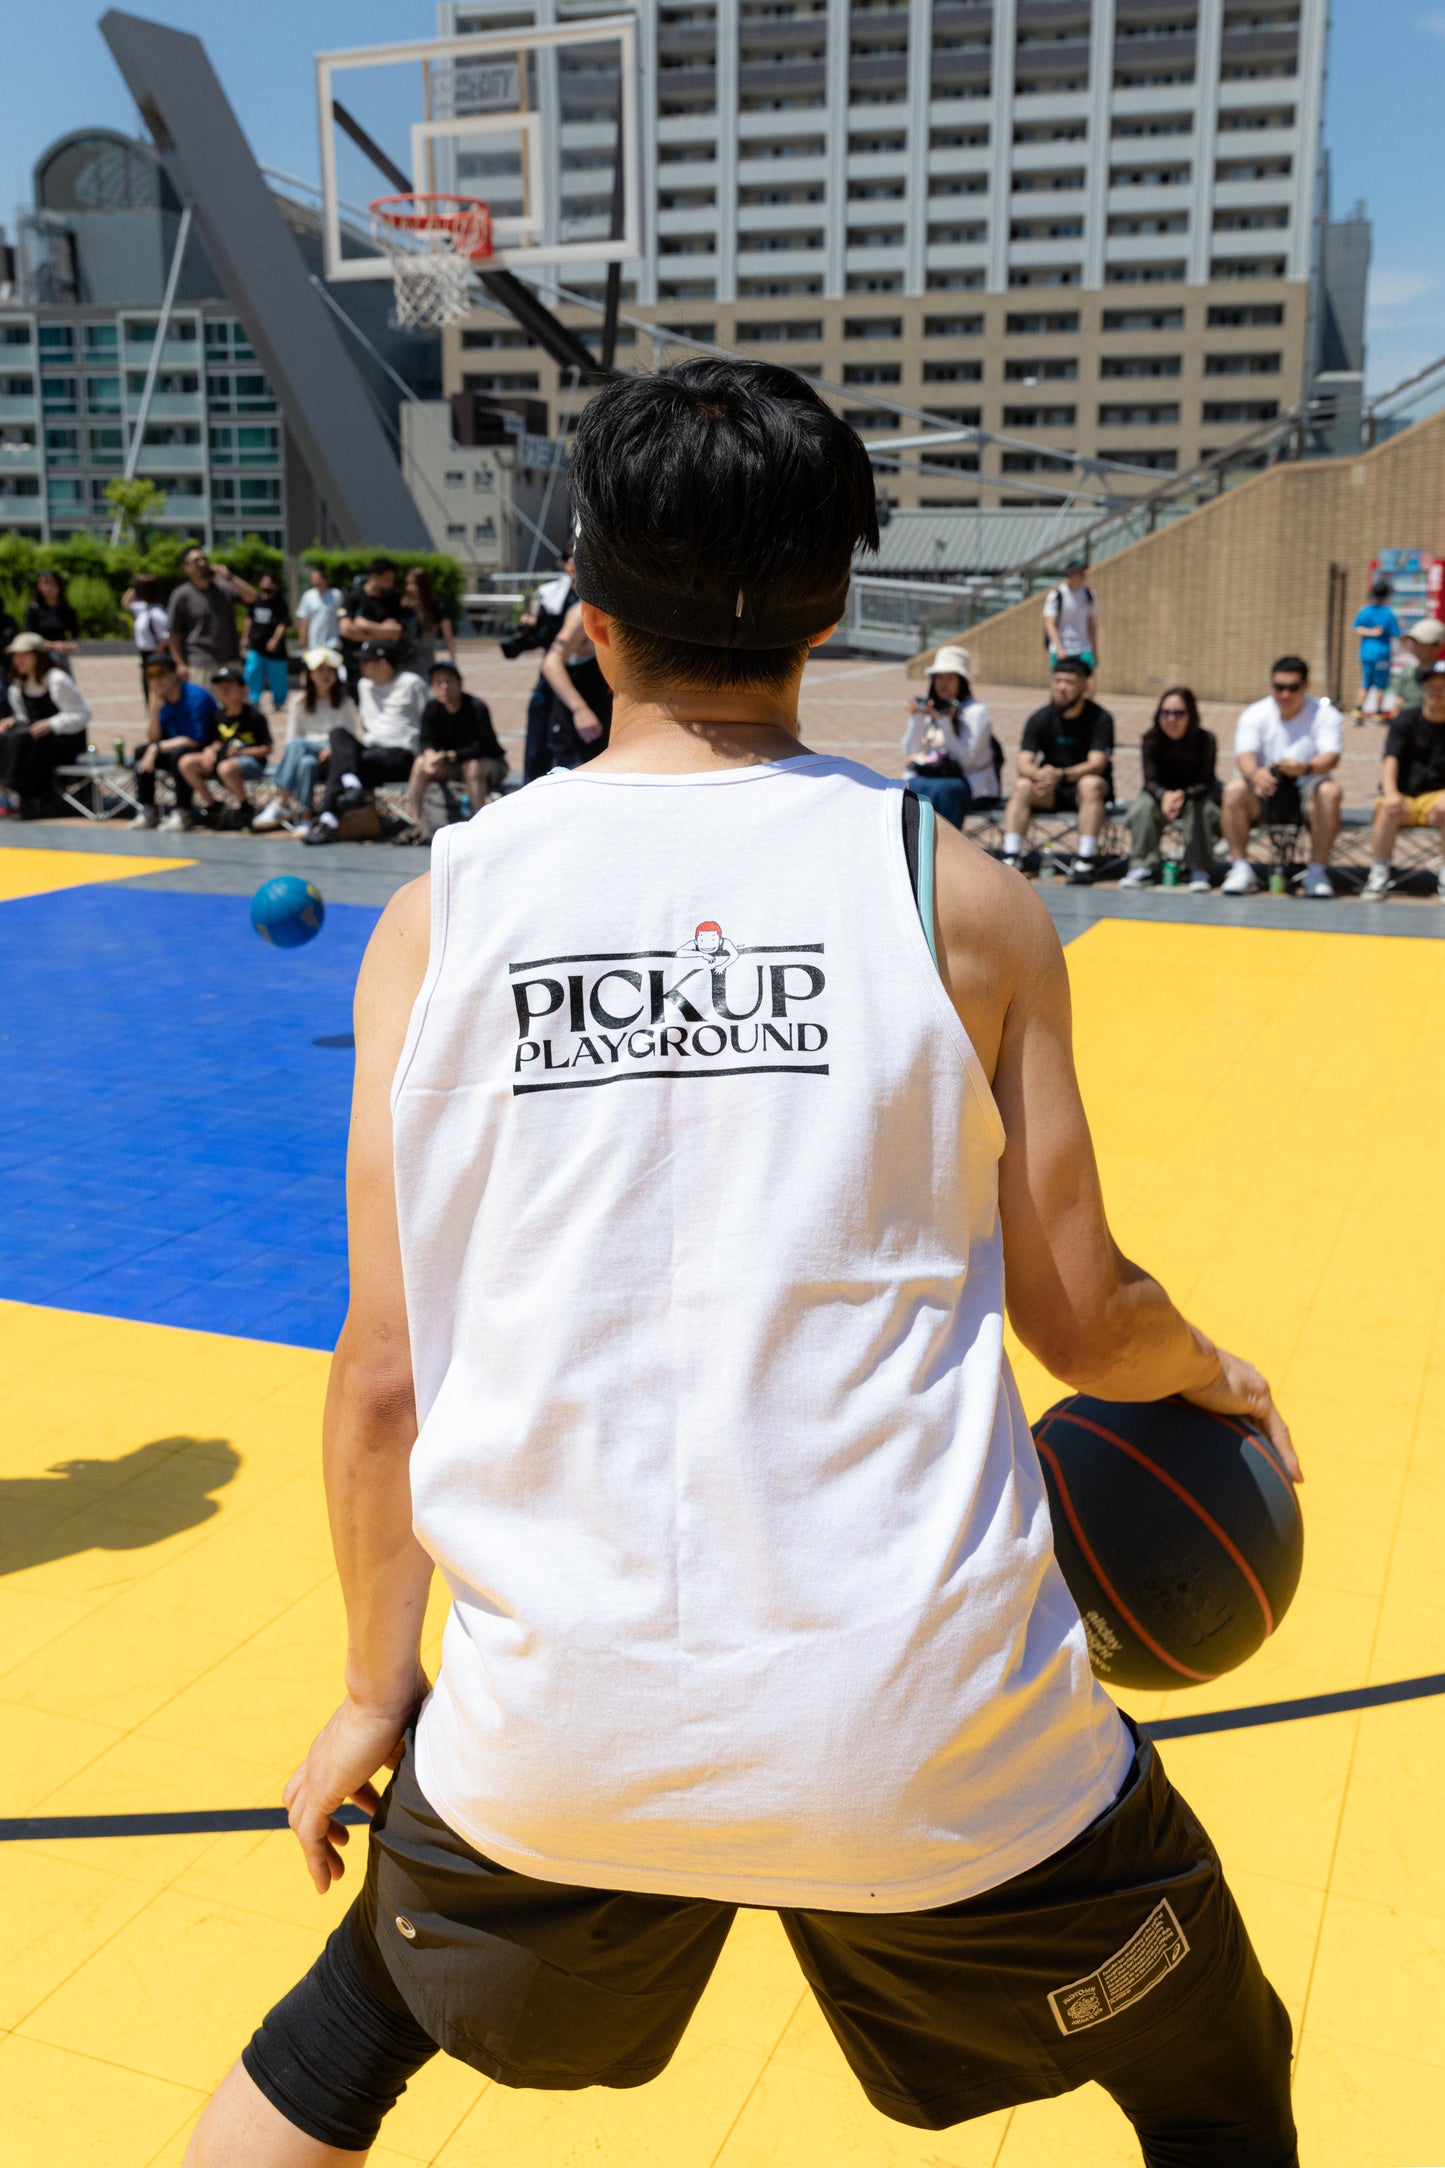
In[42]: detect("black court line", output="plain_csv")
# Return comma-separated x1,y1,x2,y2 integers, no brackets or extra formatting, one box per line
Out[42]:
4,1674,1443,1841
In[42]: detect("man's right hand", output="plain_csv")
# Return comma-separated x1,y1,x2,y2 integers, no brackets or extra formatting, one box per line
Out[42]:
1184,1346,1300,1484
284,1689,424,1894
1382,793,1410,820
1251,767,1277,799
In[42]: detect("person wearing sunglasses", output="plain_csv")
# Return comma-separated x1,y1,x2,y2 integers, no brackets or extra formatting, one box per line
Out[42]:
1221,657,1343,897
1120,687,1219,890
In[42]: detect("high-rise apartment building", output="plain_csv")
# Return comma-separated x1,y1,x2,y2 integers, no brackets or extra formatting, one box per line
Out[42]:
437,0,1355,511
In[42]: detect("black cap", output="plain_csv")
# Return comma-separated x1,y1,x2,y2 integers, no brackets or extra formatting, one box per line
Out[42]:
430,658,461,678
1063,556,1087,573
212,664,246,686
356,640,398,663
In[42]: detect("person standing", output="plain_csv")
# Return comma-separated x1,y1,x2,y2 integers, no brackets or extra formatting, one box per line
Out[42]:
1350,578,1401,723
295,565,344,656
520,548,577,782
338,559,406,685
1001,658,1114,884
304,641,426,846
1041,558,1098,670
182,359,1298,2168
167,547,256,682
401,566,457,682
122,574,170,707
408,660,507,832
1221,657,1343,898
539,597,612,768
243,571,292,716
1120,688,1220,891
1362,658,1445,900
24,569,79,654
900,643,1000,828
0,632,90,817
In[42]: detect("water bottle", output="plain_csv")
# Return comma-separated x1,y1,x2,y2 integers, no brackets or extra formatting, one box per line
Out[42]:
1161,859,1178,889
113,736,127,767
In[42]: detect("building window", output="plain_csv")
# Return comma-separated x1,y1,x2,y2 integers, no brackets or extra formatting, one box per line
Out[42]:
41,377,79,415
1101,307,1184,331
847,272,904,292
1204,351,1281,375
43,426,79,466
1108,215,1188,237
460,371,542,393
1210,256,1286,279
85,376,121,416
928,223,987,245
1098,402,1181,426
1004,404,1077,429
1214,207,1289,231
1201,398,1279,423
1113,114,1193,137
1008,266,1080,287
928,175,987,197
736,320,823,342
38,326,74,352
846,226,904,248
445,469,465,487
923,358,984,381
1,373,36,398
736,277,820,296
926,269,985,289
0,323,32,347
1105,261,1187,284
474,519,497,542
1207,302,1284,327
844,316,903,339
1100,355,1183,378
1099,447,1178,470
82,323,118,353
1004,356,1077,381
844,409,897,430
473,470,495,493
1006,310,1080,335
1217,105,1295,131
926,314,985,336
1012,170,1085,193
1010,219,1084,241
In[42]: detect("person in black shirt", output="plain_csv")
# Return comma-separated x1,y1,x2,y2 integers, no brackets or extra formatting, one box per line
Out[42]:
177,663,272,829
1120,687,1220,891
244,572,292,716
1002,659,1114,885
1362,660,1445,899
25,569,79,653
338,558,406,685
408,661,508,830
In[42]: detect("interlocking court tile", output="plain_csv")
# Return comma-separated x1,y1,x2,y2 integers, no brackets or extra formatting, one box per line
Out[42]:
0,846,191,900
5,916,1445,2162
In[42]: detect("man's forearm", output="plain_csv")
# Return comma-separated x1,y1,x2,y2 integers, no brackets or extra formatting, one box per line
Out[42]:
1056,1252,1222,1402
322,1322,433,1714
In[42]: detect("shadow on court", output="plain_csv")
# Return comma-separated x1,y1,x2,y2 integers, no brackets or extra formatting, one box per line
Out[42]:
0,1435,240,1574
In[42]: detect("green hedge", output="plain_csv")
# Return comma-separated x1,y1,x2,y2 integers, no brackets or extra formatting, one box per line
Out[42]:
0,532,285,638
300,548,466,624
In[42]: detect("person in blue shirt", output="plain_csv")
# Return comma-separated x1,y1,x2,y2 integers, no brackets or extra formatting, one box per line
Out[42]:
1352,578,1402,723
129,655,220,830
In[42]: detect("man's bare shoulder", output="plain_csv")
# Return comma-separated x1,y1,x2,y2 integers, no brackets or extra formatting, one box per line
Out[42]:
355,875,432,1037
931,817,1064,1076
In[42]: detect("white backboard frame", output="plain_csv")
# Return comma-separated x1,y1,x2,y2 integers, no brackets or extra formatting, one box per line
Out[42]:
316,18,641,283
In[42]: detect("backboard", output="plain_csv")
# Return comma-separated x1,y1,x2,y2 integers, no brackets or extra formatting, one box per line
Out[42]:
316,19,641,284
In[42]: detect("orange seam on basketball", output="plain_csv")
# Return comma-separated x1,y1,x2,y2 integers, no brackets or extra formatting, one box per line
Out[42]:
1034,1436,1216,1683
1055,1410,1276,1638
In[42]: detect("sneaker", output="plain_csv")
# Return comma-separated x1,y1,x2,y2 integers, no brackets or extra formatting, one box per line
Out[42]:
334,786,370,818
1301,865,1334,900
252,799,287,832
1065,855,1095,887
160,809,191,831
1000,850,1026,874
303,814,340,847
1221,861,1260,896
217,804,254,832
1188,869,1212,893
1362,864,1392,900
128,807,159,830
1119,864,1153,888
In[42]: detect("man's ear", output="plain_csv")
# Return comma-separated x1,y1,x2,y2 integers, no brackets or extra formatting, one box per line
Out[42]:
580,601,614,650
808,623,838,651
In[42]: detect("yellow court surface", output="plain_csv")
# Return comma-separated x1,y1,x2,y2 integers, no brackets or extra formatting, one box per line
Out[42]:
3,916,1444,2166
0,847,192,901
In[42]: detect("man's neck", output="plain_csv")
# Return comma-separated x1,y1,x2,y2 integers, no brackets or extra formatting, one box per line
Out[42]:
589,688,811,775
1056,696,1086,722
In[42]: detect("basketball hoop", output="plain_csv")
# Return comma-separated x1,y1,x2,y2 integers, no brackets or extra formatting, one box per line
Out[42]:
369,194,493,330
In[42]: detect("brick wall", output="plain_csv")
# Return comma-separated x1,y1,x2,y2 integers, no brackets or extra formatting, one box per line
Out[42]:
955,405,1445,706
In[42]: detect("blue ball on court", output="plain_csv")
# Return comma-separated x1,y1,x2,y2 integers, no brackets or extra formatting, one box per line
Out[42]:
250,875,325,950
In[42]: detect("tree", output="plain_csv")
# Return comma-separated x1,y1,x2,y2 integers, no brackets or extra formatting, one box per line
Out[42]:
103,477,169,552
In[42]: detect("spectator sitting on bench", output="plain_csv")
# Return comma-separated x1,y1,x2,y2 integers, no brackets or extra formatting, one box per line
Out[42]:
0,632,91,819
409,660,508,835
1362,658,1445,901
130,655,218,832
304,640,426,847
1120,686,1220,892
253,649,356,836
1383,616,1444,721
177,664,272,831
901,643,1000,829
1001,657,1114,886
1221,655,1342,898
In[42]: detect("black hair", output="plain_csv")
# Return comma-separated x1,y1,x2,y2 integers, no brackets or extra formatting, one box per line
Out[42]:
1371,578,1392,600
34,568,68,602
406,564,438,631
1052,655,1091,679
569,359,878,694
301,661,346,714
144,652,179,675
367,557,397,579
430,658,461,679
1270,655,1309,684
1144,684,1201,752
928,666,973,706
131,573,164,605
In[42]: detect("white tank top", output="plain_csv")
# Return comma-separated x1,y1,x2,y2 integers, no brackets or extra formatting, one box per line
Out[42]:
393,754,1129,1911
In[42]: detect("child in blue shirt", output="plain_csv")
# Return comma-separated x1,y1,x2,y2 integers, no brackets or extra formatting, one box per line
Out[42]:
1353,579,1402,721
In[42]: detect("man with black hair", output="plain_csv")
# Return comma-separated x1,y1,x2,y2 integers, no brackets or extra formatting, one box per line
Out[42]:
408,661,507,830
339,559,406,685
1001,659,1115,884
185,359,1298,2168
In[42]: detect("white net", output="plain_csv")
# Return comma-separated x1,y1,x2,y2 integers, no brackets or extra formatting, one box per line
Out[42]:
370,199,491,331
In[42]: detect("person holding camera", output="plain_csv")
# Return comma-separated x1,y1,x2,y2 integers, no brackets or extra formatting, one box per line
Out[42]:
510,549,577,782
901,644,1000,828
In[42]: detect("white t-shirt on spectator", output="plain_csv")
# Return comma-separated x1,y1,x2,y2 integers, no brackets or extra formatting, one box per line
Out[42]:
1234,694,1343,768
358,670,427,753
128,599,170,653
1043,583,1095,654
902,699,1000,797
297,584,344,651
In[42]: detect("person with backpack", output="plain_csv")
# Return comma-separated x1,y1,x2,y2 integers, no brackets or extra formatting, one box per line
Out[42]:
1042,558,1098,671
181,360,1298,2168
901,643,1001,827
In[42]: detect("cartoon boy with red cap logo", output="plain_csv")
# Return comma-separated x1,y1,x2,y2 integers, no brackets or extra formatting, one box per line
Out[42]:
675,920,739,971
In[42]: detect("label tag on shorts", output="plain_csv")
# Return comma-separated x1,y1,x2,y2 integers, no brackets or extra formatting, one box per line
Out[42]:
1047,1899,1189,2035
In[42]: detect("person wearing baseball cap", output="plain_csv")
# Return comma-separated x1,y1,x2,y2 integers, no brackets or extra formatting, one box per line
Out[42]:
1041,557,1098,672
1363,656,1445,899
1384,616,1445,720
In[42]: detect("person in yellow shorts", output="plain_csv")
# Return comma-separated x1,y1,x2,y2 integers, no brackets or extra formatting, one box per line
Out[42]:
1363,658,1445,898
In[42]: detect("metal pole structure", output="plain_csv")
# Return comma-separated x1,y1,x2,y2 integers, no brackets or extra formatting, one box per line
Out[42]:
110,202,193,544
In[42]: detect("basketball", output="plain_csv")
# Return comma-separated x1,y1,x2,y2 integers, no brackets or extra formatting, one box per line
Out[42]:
250,875,325,950
1033,1394,1304,1692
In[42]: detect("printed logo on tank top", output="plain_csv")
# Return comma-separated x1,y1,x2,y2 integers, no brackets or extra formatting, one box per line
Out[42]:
509,920,828,1093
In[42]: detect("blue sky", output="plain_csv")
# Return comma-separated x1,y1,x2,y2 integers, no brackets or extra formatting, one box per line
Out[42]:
3,1,1437,393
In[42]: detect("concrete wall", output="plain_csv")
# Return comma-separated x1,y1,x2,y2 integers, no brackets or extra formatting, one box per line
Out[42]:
956,403,1445,706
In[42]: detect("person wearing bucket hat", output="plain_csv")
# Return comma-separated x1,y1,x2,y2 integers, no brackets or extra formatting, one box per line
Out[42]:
901,643,1001,827
253,648,359,835
0,632,91,818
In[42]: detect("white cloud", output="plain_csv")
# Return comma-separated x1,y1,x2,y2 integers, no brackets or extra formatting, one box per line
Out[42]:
1367,267,1437,311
